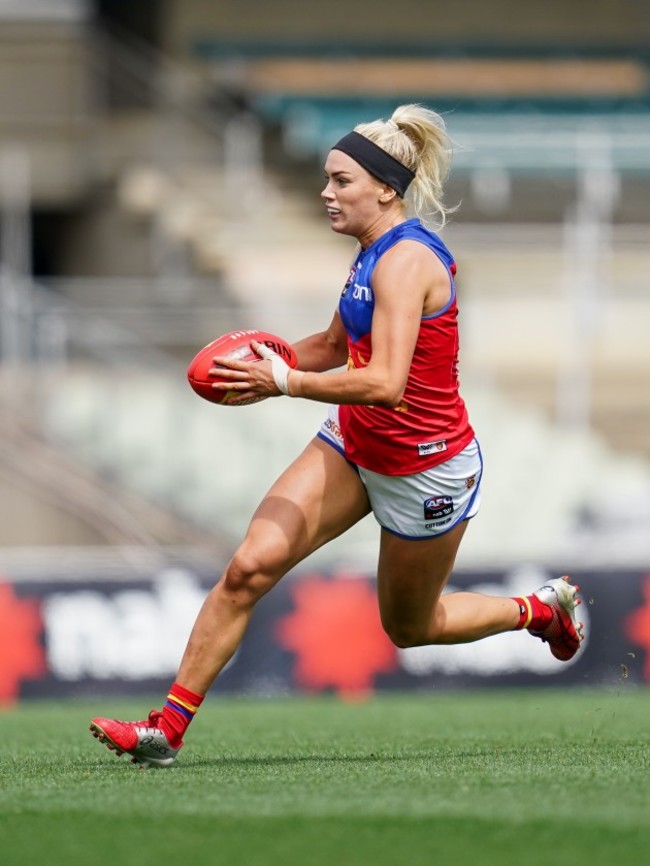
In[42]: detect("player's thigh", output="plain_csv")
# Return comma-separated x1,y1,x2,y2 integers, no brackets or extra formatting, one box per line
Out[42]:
240,436,371,577
376,520,468,630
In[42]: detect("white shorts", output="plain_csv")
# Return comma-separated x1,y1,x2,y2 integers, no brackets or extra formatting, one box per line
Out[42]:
318,405,483,539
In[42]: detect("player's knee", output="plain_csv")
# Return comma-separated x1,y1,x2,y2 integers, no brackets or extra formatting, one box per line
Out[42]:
382,619,427,649
220,546,279,604
381,602,448,647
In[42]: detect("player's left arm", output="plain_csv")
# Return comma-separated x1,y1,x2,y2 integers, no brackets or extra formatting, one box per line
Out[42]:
289,241,450,406
212,242,450,404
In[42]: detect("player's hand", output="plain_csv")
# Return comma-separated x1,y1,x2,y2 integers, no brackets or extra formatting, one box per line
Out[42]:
251,340,291,394
208,345,282,401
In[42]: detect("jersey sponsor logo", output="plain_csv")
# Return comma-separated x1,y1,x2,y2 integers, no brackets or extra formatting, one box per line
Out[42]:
352,282,372,302
418,440,447,456
423,495,454,521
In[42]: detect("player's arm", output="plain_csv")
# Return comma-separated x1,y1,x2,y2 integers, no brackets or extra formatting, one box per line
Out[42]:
290,241,443,406
212,261,415,404
212,243,450,404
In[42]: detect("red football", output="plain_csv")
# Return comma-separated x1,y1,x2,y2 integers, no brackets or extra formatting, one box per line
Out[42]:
187,329,298,405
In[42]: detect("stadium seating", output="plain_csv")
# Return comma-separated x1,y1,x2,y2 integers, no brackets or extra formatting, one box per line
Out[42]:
193,37,650,175
2,13,649,566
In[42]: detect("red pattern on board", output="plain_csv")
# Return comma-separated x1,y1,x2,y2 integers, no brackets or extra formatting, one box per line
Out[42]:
276,577,398,699
0,581,46,704
624,575,650,682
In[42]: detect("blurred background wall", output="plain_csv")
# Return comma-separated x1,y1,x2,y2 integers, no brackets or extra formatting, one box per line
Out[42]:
0,0,649,698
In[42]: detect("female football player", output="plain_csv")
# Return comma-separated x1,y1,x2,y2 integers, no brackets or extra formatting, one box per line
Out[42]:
90,104,583,767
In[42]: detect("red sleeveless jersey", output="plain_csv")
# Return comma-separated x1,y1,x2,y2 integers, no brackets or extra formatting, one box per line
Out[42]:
338,220,474,476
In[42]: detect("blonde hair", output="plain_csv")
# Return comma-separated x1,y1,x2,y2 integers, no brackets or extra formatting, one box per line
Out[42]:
355,104,454,228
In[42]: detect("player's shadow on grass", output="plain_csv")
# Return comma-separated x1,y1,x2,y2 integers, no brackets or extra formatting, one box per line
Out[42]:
184,750,490,769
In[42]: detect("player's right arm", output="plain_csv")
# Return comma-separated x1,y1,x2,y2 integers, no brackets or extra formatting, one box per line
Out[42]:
291,310,349,372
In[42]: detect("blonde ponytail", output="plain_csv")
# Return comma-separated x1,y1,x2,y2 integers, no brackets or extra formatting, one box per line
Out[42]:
354,104,454,228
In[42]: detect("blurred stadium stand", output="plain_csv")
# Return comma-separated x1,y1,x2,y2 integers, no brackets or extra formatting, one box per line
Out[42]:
0,0,649,573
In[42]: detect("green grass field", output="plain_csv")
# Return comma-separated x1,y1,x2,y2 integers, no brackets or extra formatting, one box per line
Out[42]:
1,689,648,866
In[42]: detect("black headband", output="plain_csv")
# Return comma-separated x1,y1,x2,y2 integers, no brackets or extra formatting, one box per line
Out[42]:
331,131,415,198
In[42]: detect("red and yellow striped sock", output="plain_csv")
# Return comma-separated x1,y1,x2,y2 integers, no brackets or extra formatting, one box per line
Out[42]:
512,595,553,631
159,683,204,747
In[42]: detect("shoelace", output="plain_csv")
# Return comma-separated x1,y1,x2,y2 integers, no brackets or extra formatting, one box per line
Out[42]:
129,710,164,728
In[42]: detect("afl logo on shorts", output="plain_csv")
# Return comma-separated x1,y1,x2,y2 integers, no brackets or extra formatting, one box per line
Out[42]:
423,496,454,520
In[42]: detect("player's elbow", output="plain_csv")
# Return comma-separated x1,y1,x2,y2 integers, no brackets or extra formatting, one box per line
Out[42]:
380,390,406,409
371,380,406,408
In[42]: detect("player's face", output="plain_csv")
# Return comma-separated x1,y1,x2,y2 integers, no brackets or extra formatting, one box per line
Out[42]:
321,150,393,244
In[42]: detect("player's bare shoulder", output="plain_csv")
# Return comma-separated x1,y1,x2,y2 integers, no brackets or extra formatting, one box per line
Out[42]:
374,239,450,313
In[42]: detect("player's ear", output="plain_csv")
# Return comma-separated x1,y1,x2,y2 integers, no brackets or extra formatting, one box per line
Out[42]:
378,186,397,204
